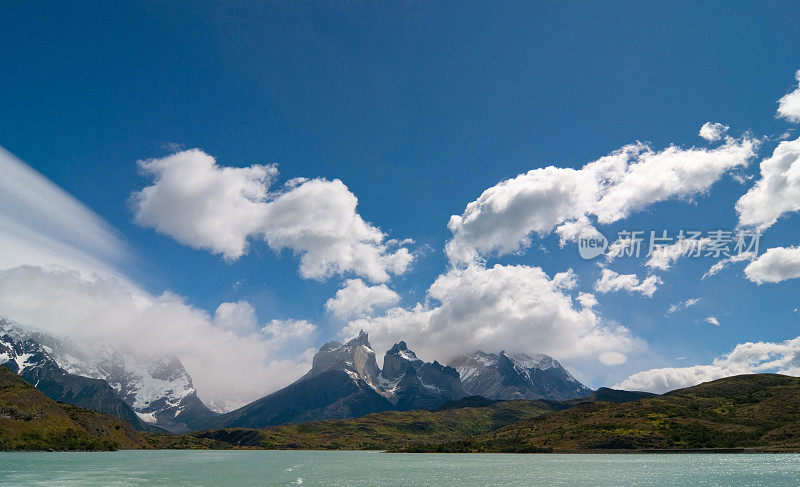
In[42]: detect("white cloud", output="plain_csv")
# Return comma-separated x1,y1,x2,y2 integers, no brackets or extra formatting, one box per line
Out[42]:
705,316,720,326
702,251,756,279
344,263,642,367
778,70,800,123
446,136,756,264
0,149,322,408
132,149,412,282
552,268,579,290
213,301,259,335
699,122,729,141
645,237,713,270
665,298,701,316
325,279,400,321
593,269,662,297
132,149,277,261
0,147,130,279
599,351,627,366
616,336,800,393
261,318,317,344
0,265,316,408
605,237,640,263
577,292,598,308
744,246,800,284
735,137,800,231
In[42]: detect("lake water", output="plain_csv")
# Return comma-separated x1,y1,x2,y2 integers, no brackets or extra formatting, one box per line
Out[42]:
1,450,800,486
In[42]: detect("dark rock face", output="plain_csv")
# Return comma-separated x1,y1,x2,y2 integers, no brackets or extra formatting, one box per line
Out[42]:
381,343,469,411
381,341,421,380
303,330,381,390
203,331,394,430
449,351,592,401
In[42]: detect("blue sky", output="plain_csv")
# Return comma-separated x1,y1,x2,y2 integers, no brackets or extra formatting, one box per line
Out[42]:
2,1,800,403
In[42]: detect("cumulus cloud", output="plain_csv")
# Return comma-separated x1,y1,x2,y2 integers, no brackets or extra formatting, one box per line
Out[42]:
576,292,598,308
325,279,400,321
705,316,720,326
593,269,662,297
0,147,131,279
616,336,800,393
744,246,800,284
446,136,757,264
344,263,642,367
0,265,316,409
778,70,800,123
736,137,800,231
132,149,412,282
698,122,729,141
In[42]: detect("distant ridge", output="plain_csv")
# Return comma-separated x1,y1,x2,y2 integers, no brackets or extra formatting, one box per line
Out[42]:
449,351,592,401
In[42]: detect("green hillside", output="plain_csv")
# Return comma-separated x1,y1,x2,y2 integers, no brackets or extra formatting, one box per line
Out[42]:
146,398,568,450
414,374,800,452
0,367,149,451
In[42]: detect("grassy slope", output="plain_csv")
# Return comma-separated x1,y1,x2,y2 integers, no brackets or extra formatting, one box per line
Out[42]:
0,367,149,451
423,374,800,452
146,399,568,450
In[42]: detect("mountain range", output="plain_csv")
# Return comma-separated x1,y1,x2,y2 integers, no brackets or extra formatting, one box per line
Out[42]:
0,318,593,432
0,319,216,433
10,315,800,454
201,330,591,429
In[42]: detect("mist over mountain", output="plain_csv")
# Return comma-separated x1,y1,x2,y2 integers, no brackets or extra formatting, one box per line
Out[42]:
0,318,216,433
0,322,144,429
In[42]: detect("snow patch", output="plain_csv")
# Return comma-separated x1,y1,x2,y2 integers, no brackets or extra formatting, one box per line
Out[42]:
136,411,158,424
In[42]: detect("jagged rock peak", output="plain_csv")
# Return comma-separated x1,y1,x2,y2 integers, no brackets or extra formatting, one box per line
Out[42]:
307,330,380,388
382,341,422,380
349,329,370,347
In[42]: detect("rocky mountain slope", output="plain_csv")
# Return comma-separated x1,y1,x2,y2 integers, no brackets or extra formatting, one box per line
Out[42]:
450,351,592,401
0,324,144,429
0,367,148,450
0,319,216,433
203,331,472,429
203,331,393,429
380,341,469,410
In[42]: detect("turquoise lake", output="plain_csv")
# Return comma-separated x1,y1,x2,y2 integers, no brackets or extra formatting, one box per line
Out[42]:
1,450,800,486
